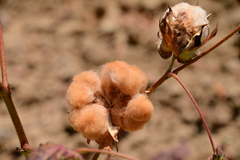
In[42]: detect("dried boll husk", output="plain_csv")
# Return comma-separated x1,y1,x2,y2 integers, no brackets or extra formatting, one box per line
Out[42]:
66,71,101,108
100,61,148,97
157,2,217,63
69,104,109,140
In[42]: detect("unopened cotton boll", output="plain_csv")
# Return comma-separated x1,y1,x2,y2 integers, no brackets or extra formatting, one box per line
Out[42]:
66,71,101,108
158,2,213,63
69,104,109,140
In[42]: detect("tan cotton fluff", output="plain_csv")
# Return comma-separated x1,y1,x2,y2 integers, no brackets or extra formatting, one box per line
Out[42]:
69,104,109,140
66,61,154,148
100,61,148,96
66,71,101,108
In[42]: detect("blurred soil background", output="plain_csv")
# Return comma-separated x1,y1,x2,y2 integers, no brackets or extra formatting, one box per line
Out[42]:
0,0,240,160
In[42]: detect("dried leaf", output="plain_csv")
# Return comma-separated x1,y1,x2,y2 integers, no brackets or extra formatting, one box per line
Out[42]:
206,146,228,160
108,115,120,143
27,143,84,160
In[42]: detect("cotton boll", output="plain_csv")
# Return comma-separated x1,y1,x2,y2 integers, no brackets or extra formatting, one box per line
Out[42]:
126,94,153,122
158,2,212,63
69,104,109,140
66,71,101,108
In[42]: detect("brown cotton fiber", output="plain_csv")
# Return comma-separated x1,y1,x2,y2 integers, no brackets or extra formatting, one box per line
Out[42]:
66,71,101,108
123,94,154,131
126,94,153,122
100,61,148,96
69,104,108,140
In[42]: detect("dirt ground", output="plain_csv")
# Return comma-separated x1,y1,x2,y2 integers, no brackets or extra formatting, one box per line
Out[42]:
0,0,240,160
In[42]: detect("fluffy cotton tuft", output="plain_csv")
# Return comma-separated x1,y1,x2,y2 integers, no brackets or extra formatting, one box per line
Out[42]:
126,94,153,122
66,71,101,108
167,2,209,36
100,61,148,96
69,104,108,140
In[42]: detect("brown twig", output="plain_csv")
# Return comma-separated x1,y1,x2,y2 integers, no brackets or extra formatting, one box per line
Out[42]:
168,72,216,154
0,22,7,87
0,21,29,149
75,147,140,160
146,55,175,96
92,145,103,160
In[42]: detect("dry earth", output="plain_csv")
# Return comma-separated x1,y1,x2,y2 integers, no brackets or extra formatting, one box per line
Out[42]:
0,0,240,160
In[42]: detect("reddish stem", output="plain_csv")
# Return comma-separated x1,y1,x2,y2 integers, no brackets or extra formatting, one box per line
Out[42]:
0,21,7,87
75,147,139,160
0,22,29,149
168,72,216,154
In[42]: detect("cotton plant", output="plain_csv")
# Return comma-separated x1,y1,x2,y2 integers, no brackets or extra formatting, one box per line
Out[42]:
0,2,239,160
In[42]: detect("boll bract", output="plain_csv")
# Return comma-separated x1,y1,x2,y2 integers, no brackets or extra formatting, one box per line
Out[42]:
156,2,217,63
66,61,153,148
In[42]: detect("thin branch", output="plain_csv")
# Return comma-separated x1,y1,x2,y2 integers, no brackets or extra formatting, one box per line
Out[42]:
91,145,103,160
0,21,29,149
173,24,240,74
168,72,216,154
146,55,175,96
75,148,140,160
0,21,8,87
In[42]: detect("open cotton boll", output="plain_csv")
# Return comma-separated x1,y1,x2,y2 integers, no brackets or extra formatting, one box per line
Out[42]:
69,104,109,140
66,71,101,108
100,61,148,96
158,2,213,63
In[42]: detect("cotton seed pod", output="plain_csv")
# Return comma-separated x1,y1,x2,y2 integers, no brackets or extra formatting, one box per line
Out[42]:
100,61,148,96
69,104,108,140
158,2,217,63
66,71,101,108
